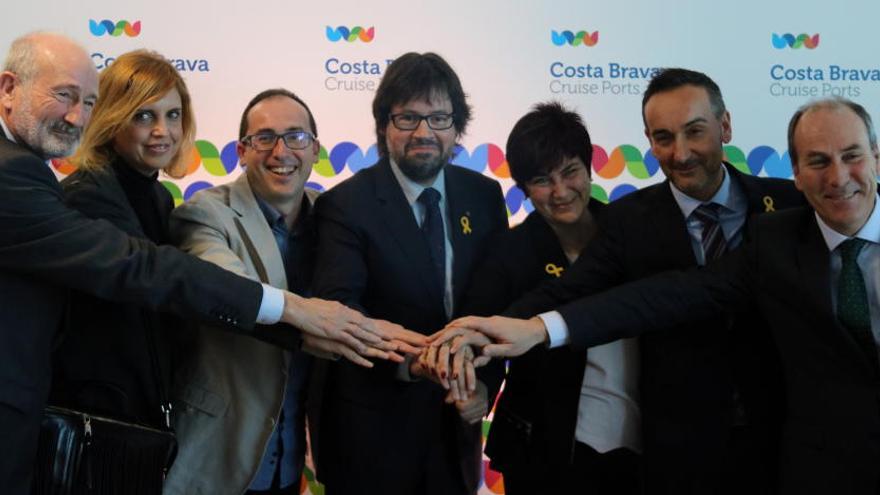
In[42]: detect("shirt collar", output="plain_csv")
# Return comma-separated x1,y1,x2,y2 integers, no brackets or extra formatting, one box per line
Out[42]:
2,113,56,170
389,158,446,206
255,194,313,233
0,116,16,143
816,193,880,251
255,195,284,228
669,164,734,219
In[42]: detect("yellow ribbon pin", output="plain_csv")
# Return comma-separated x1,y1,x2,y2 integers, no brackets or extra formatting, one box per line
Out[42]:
460,215,472,234
545,263,564,278
763,196,775,212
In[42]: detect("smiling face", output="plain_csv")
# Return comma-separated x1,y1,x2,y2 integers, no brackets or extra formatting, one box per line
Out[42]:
792,105,879,236
385,92,458,186
0,36,98,159
238,95,318,212
524,156,591,228
112,88,183,175
644,84,731,201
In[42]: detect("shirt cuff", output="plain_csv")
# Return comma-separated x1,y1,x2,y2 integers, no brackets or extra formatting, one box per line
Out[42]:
538,311,570,348
256,284,284,324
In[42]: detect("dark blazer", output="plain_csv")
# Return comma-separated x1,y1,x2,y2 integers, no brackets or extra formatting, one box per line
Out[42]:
312,158,507,495
557,206,880,495
506,164,805,493
49,163,182,428
0,136,263,494
462,203,605,479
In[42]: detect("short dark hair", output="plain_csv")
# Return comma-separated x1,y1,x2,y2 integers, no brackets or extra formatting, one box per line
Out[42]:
506,101,592,191
372,52,471,156
787,97,878,168
238,88,318,140
641,68,726,127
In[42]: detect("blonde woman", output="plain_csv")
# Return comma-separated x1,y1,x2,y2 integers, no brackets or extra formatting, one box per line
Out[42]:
50,49,194,442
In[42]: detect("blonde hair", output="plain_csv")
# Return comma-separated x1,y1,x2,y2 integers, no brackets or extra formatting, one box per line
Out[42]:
73,49,195,178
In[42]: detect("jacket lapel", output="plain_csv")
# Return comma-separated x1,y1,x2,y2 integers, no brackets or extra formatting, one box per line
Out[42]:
444,166,475,313
646,183,697,268
373,159,443,307
731,164,778,218
229,174,288,290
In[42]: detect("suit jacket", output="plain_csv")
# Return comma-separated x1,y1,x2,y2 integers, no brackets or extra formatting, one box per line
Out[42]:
164,173,318,495
464,203,606,479
506,164,805,492
50,162,182,428
557,206,880,495
0,135,263,494
312,158,507,494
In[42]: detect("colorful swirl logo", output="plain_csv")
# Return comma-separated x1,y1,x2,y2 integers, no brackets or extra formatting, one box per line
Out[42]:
54,141,795,211
772,33,819,49
551,30,599,47
326,26,375,42
89,19,141,37
323,142,379,176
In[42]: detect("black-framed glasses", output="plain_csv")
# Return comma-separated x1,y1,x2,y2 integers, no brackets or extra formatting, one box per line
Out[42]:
389,113,455,131
242,130,315,151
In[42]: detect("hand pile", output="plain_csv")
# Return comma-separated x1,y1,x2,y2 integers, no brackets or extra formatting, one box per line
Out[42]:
282,293,429,367
283,293,549,425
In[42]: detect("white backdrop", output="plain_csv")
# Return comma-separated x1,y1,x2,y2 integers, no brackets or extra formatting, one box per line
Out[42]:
4,1,877,492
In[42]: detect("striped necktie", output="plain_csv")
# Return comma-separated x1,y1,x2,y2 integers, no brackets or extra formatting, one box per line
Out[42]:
692,203,727,264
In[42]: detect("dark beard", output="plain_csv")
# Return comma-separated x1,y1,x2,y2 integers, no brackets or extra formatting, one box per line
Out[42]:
397,152,447,183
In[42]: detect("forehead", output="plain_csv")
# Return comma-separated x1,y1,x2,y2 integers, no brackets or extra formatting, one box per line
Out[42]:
143,88,182,107
794,106,870,151
32,45,98,96
644,85,714,130
246,95,310,131
541,155,586,173
391,90,452,112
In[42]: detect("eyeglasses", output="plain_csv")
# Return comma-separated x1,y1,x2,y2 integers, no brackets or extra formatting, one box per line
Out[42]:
389,113,455,131
242,130,315,151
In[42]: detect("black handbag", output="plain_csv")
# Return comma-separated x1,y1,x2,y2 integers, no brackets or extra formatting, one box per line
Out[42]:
33,309,177,495
31,406,177,495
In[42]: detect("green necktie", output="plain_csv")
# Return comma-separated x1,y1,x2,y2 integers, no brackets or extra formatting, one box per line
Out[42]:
837,238,879,372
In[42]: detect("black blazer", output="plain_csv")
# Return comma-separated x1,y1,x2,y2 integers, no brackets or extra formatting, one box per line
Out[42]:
557,206,880,495
462,202,605,478
312,158,507,494
0,136,263,493
506,164,805,490
50,164,182,427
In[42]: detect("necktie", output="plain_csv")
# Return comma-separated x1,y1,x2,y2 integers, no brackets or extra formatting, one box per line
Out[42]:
837,238,879,372
692,203,727,264
417,187,445,294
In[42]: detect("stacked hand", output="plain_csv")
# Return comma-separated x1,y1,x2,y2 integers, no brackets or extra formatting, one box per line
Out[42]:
410,331,490,424
282,292,427,367
432,315,549,358
414,315,551,400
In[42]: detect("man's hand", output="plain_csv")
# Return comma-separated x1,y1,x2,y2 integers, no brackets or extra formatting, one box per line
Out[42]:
282,293,427,361
431,315,549,358
282,292,378,348
302,334,404,368
371,318,429,356
452,380,488,425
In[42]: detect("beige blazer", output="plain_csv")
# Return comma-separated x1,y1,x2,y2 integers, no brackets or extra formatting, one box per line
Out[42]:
163,173,318,495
